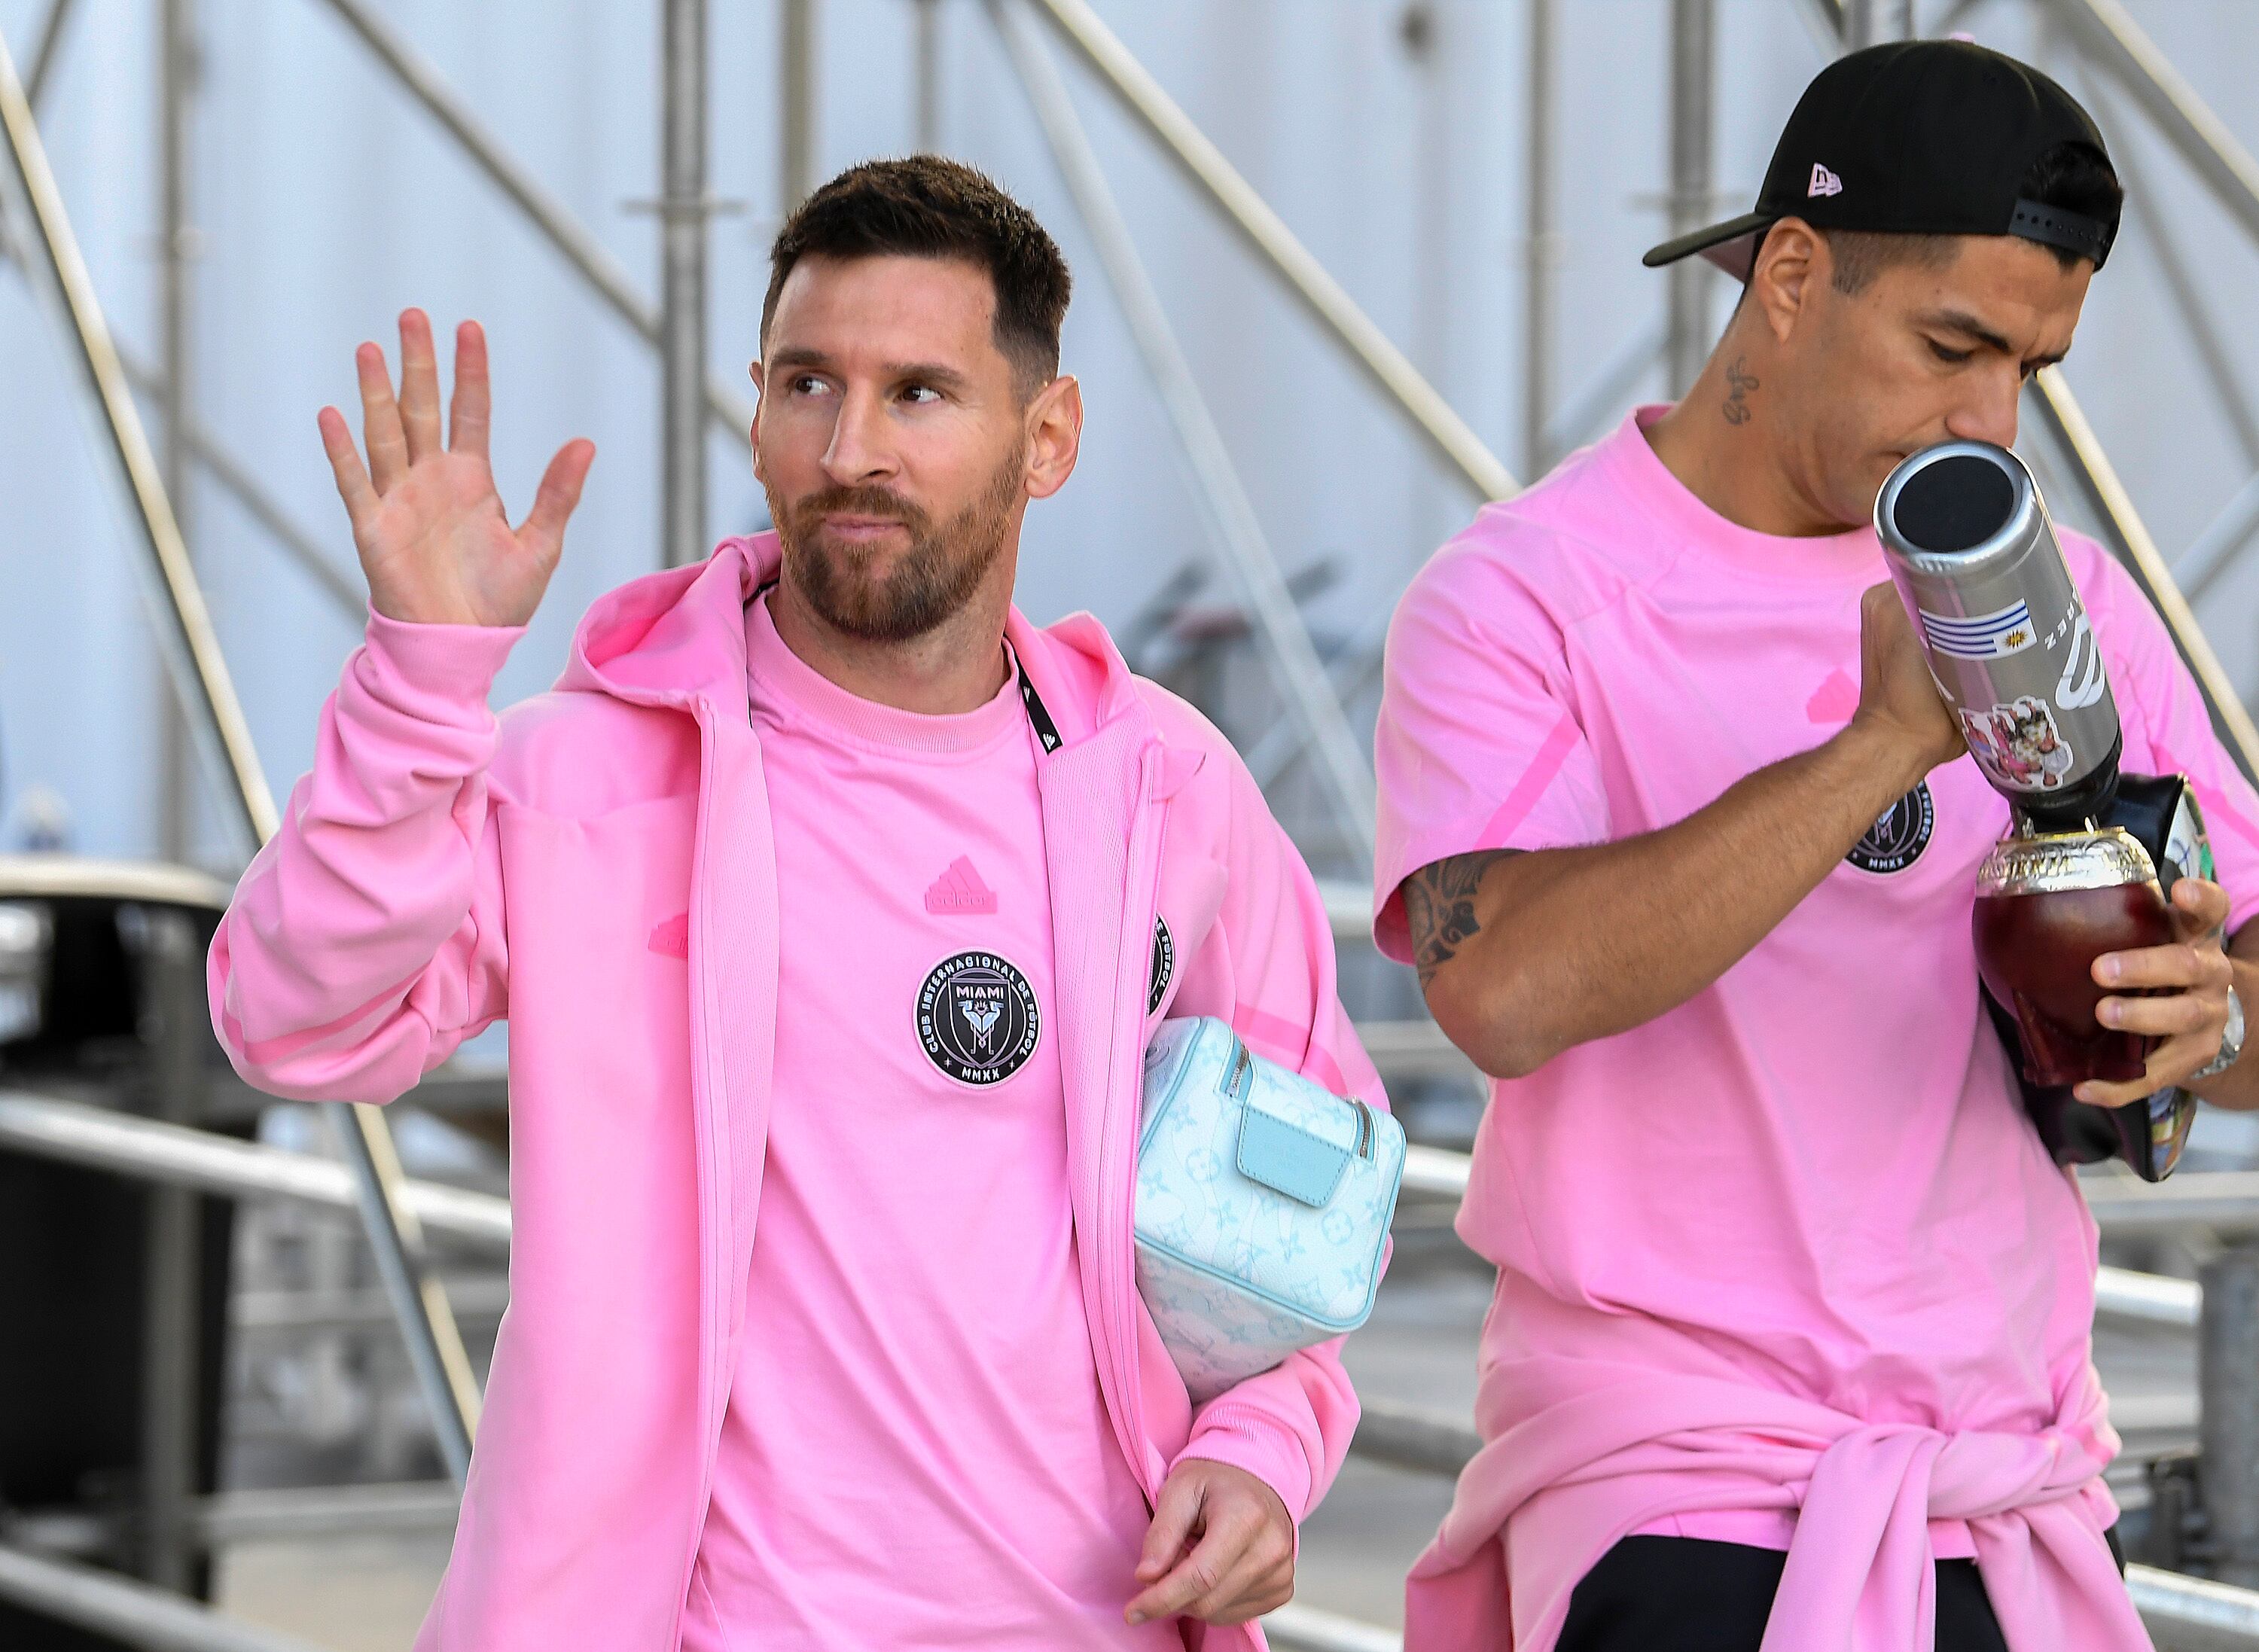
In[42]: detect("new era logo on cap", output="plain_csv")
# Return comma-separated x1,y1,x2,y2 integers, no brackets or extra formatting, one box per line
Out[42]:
1808,163,1843,198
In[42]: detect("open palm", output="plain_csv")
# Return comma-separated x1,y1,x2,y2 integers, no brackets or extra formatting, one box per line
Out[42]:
318,309,594,629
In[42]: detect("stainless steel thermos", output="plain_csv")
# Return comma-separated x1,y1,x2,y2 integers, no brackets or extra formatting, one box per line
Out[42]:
1874,439,2202,1182
1873,441,2122,831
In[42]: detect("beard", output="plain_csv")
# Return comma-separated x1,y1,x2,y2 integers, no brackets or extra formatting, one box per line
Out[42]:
770,453,1023,645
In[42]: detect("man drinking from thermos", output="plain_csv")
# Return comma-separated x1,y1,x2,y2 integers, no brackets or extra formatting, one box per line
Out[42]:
1374,40,2259,1652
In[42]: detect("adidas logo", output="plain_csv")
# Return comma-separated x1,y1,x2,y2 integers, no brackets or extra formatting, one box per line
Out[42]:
1808,163,1844,199
925,855,998,916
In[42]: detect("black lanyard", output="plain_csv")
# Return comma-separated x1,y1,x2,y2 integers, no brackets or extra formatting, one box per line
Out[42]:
1017,663,1063,755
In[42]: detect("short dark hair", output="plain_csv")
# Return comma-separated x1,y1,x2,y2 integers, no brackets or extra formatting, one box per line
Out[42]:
762,156,1072,393
1818,140,2125,294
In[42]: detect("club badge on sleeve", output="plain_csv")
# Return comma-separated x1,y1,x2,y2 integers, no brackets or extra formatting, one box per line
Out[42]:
1148,917,1175,1016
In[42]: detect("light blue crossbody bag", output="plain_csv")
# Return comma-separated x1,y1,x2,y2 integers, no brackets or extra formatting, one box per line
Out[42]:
1135,1016,1406,1401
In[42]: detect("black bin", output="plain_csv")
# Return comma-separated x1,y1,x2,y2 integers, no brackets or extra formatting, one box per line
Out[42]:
0,856,245,1649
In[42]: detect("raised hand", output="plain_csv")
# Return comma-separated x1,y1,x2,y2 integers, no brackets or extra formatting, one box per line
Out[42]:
318,309,595,629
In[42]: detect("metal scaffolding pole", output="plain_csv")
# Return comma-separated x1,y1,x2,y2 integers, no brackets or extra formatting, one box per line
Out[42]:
1245,632,1388,792
1793,0,1846,50
0,1542,327,1652
327,1102,480,1483
23,0,77,110
114,344,364,620
1522,0,1556,481
1843,0,1912,47
137,911,204,1595
914,0,942,152
1808,0,1988,52
1546,322,1665,461
0,1089,515,1253
157,0,197,863
988,0,1376,857
1666,0,1715,400
2205,1246,2259,1587
2182,474,2259,606
1021,0,1517,501
1937,0,1994,34
0,25,481,1488
782,0,819,213
2052,0,2259,254
308,0,754,440
0,233,361,619
2120,186,2259,471
2079,72,2259,471
0,41,266,847
661,0,709,568
2029,367,2259,783
1262,1602,1404,1652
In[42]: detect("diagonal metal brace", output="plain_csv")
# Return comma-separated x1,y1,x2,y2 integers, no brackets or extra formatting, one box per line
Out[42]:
1020,0,1516,504
989,0,1376,856
0,24,481,1487
309,0,755,443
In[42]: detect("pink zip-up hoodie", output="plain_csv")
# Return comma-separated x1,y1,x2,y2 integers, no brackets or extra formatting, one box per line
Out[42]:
209,533,1382,1652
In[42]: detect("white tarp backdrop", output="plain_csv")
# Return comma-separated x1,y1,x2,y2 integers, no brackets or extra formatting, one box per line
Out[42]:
3,0,2256,871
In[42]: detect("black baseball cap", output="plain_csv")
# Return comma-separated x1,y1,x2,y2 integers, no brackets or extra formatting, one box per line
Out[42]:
1643,40,2117,279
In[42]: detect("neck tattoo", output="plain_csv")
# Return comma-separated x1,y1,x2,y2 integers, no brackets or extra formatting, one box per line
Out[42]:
1723,355,1760,427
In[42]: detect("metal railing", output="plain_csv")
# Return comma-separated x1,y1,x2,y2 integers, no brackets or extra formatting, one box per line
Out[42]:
26,1036,2240,1348
1264,1602,1408,1652
2085,1174,2259,1236
2130,1568,2259,1652
0,922,2243,1626
0,1543,326,1652
0,1090,514,1251
10,1482,465,1557
0,21,483,1484
0,1084,2225,1449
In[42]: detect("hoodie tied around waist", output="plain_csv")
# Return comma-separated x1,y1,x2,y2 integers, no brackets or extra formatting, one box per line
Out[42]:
1404,1355,2143,1652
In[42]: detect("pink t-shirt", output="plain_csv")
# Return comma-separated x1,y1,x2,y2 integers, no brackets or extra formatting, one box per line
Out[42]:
680,593,1173,1651
1373,411,2259,1579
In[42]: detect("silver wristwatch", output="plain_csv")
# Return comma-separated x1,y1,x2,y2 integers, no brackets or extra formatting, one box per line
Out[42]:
2193,984,2247,1084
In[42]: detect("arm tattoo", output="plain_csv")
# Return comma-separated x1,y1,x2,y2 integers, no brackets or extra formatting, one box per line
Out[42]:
1403,850,1516,987
1722,355,1759,425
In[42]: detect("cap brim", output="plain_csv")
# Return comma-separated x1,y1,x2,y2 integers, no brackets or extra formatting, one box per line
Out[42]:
1642,212,1773,279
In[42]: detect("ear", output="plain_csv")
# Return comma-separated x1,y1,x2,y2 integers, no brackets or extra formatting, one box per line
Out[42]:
747,358,768,485
1748,218,1825,346
1023,373,1083,501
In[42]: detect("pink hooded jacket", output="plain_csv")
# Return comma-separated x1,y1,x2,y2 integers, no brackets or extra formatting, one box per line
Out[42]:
209,533,1382,1652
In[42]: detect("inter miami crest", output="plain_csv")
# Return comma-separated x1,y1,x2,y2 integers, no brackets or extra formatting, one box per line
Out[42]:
916,950,1041,1086
1846,781,1935,875
1148,917,1175,1015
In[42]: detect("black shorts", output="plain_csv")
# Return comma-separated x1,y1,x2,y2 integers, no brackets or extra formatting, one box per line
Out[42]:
1556,1529,2125,1652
